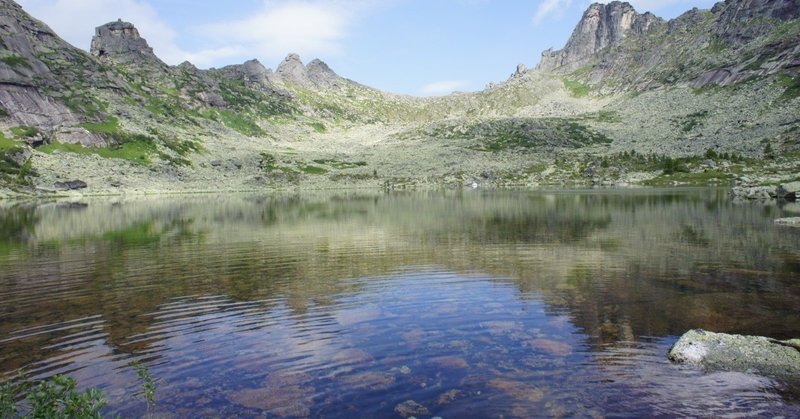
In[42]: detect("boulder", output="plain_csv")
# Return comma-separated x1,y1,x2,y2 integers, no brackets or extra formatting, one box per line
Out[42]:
54,180,88,190
776,182,800,201
668,329,800,378
730,186,773,200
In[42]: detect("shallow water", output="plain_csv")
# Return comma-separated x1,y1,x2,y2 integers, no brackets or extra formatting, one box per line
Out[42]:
1,189,799,417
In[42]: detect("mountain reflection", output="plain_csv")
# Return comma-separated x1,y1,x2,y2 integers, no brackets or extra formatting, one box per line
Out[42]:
1,189,799,416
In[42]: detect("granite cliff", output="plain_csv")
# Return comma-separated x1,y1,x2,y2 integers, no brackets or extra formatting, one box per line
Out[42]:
537,0,800,91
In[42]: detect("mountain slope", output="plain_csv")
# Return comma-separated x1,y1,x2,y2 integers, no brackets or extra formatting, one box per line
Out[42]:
0,0,799,196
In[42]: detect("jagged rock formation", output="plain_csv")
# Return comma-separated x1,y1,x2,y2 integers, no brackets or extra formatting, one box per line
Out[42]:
537,0,800,91
306,59,344,89
275,53,311,87
538,2,663,73
90,19,162,65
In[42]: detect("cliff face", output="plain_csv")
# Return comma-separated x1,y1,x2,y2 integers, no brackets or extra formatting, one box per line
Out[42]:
0,0,113,145
537,0,800,92
537,2,663,73
90,19,163,65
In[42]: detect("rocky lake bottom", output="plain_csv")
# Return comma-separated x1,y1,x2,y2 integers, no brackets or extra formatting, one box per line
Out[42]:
1,188,799,417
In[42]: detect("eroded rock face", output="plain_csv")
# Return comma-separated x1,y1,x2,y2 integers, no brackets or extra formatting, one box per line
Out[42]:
90,20,162,65
275,53,312,87
668,329,800,378
538,2,662,73
306,58,342,88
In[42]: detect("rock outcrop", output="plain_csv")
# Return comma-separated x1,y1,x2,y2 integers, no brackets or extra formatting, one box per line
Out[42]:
0,0,113,143
271,54,346,90
306,59,343,89
537,2,662,73
90,19,163,65
669,329,800,379
714,0,800,42
275,53,312,87
536,0,800,92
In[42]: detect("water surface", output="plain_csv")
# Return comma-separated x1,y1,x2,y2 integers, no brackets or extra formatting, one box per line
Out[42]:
1,189,799,417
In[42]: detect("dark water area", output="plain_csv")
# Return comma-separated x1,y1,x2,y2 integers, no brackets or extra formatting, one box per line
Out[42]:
1,188,799,417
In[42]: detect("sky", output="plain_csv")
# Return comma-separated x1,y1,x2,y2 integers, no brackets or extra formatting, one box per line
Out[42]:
16,0,720,96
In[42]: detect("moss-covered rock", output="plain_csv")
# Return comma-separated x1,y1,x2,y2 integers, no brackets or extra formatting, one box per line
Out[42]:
668,329,800,378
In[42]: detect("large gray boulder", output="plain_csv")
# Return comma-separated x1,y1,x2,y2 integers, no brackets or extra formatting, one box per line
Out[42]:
668,329,800,378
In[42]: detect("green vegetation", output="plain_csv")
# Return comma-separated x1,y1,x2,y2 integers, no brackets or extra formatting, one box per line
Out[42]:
299,164,328,175
313,159,368,169
777,73,800,102
205,109,265,137
673,110,710,132
130,360,157,407
0,106,8,117
763,142,776,159
11,126,39,139
0,133,21,152
308,122,326,133
0,374,106,418
1,55,33,70
563,79,590,97
81,117,119,134
0,133,37,189
39,135,156,166
102,222,160,246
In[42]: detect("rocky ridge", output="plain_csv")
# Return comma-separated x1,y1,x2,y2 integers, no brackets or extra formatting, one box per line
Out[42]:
538,0,800,91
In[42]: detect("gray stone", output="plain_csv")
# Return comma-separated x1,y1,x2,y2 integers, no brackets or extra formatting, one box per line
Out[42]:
306,59,342,89
54,180,88,190
537,2,663,73
275,53,312,87
394,400,430,417
730,186,773,200
668,329,800,378
90,20,163,65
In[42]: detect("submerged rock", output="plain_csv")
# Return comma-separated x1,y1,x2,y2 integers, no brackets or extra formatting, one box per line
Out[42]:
668,329,800,378
394,400,430,417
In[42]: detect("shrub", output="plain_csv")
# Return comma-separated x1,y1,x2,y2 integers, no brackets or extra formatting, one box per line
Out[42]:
0,374,106,418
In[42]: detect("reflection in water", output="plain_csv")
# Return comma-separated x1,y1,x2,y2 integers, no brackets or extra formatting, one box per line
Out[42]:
0,189,799,417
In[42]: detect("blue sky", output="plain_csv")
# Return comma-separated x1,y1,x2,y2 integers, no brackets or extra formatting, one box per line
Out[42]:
17,0,719,96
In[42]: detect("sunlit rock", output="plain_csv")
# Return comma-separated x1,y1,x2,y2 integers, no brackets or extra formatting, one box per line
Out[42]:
668,329,800,378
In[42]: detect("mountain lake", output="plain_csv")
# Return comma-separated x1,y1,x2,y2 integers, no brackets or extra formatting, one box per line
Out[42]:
1,188,799,417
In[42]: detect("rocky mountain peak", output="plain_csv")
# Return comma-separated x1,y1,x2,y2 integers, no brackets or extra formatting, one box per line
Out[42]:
306,58,342,88
90,19,162,65
537,2,663,73
275,53,311,86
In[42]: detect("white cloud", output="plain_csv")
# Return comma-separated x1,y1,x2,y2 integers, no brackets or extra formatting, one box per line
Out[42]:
16,0,187,63
16,0,375,68
419,80,469,96
533,0,574,25
196,1,352,67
